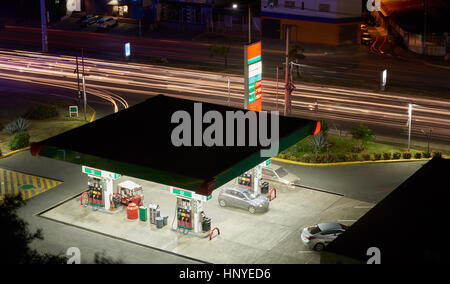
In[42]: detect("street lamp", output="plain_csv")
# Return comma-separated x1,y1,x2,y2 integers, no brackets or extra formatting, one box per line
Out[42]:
421,128,432,154
408,103,419,152
232,3,252,44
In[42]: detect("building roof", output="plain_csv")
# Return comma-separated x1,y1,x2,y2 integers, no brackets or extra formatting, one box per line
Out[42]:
31,95,317,196
322,157,450,264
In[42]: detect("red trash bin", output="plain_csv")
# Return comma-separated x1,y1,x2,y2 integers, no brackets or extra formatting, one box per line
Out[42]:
127,203,139,220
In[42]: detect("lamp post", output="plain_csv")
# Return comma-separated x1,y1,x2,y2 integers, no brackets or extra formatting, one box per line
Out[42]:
421,128,432,154
40,0,48,53
408,103,419,152
232,3,252,44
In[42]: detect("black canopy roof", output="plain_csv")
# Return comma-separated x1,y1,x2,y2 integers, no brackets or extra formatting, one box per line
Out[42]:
31,95,317,196
322,157,450,264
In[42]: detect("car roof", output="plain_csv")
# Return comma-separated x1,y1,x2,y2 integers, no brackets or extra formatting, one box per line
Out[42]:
222,185,248,194
317,223,344,231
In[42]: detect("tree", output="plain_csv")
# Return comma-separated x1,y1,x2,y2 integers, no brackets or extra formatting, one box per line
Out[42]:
350,124,375,150
0,194,123,264
0,194,67,264
288,43,306,79
208,44,231,68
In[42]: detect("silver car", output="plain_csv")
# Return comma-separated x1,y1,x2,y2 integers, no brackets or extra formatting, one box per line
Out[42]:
301,223,347,251
218,185,269,214
262,166,301,188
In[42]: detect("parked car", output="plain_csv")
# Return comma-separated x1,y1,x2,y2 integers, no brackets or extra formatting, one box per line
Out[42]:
218,185,269,214
301,223,348,251
261,165,301,188
80,15,99,27
97,17,118,29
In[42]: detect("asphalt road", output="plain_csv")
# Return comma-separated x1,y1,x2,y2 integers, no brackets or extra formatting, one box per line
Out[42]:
0,151,203,264
1,48,450,147
1,24,450,95
274,160,427,203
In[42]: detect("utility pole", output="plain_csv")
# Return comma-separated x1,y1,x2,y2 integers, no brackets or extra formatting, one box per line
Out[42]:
75,56,81,107
408,103,412,152
276,66,279,111
40,0,48,53
81,49,87,121
423,0,427,54
227,77,231,106
248,6,251,44
284,26,290,116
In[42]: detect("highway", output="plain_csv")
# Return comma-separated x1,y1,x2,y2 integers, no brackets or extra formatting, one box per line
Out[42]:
1,24,450,94
1,48,450,144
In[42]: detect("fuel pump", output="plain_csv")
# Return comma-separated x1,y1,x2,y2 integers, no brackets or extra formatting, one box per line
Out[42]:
177,197,192,231
87,176,103,207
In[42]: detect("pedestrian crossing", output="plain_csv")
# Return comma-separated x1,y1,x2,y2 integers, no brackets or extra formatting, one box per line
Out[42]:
0,168,63,200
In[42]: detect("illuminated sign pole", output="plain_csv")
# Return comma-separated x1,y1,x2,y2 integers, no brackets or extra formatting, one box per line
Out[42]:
244,41,262,112
124,42,131,59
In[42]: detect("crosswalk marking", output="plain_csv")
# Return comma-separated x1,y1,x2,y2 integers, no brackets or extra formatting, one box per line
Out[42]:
0,168,63,200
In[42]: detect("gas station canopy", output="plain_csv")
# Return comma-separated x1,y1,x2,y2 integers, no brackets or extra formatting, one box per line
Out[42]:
31,95,318,196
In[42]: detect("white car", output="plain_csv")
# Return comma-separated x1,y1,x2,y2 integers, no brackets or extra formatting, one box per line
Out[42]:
97,17,118,29
261,165,300,188
301,223,347,251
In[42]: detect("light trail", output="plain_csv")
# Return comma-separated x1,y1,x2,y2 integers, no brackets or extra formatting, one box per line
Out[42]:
0,49,449,141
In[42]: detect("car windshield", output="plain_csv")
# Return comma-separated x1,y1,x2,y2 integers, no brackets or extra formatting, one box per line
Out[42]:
308,225,321,234
275,167,288,178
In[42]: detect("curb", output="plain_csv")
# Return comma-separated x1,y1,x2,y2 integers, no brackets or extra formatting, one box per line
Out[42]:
1,106,96,160
0,146,31,160
271,156,434,167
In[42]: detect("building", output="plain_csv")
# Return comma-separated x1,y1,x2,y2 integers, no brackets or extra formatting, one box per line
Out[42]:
321,157,450,264
261,0,363,45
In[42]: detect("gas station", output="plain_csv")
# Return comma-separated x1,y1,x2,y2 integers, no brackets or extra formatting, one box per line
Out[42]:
30,94,320,237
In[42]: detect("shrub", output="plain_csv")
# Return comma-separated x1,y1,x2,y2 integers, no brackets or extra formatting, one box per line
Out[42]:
392,152,401,159
4,122,17,134
402,152,412,159
351,145,363,153
336,154,348,162
423,152,431,158
24,104,59,120
278,153,286,159
289,156,297,161
9,131,30,151
373,152,382,160
328,154,338,163
432,151,442,158
350,124,375,150
383,152,392,160
362,153,371,161
414,152,422,159
349,154,359,161
13,117,30,132
303,155,312,163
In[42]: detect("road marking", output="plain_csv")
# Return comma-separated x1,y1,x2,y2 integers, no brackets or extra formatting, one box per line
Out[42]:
0,168,63,200
354,206,374,209
338,220,357,222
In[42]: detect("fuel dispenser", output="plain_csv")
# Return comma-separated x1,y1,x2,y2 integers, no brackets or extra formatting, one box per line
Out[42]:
81,166,121,211
170,187,212,236
87,176,103,207
236,159,271,197
177,198,192,230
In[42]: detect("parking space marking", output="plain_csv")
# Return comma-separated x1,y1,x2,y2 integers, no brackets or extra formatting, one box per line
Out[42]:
0,168,63,200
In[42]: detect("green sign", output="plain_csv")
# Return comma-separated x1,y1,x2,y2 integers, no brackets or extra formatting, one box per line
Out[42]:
82,166,120,180
170,187,211,201
69,106,78,117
